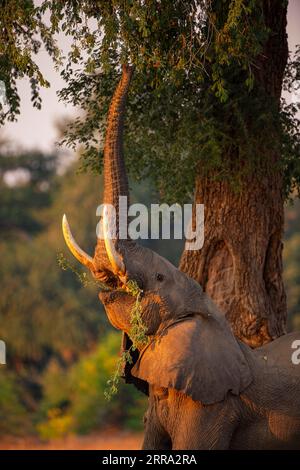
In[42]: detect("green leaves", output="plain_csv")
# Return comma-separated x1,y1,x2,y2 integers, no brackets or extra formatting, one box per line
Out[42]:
0,0,60,124
57,252,111,291
57,255,148,401
105,279,149,401
126,280,148,349
0,0,269,124
45,0,295,202
2,1,299,201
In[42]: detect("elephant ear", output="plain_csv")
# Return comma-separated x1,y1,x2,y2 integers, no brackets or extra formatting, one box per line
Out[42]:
131,311,253,404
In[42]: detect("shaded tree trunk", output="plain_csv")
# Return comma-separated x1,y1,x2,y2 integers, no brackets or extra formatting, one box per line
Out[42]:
180,0,289,347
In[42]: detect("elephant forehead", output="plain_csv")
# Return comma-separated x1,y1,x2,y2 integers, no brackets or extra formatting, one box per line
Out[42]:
125,244,177,274
124,244,154,269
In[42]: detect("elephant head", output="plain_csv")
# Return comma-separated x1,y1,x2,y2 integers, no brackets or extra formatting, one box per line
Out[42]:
62,65,252,404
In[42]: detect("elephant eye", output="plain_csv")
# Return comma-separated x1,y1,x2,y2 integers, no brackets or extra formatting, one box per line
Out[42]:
156,273,164,282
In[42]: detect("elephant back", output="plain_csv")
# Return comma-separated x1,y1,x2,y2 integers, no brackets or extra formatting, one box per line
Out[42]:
239,335,300,417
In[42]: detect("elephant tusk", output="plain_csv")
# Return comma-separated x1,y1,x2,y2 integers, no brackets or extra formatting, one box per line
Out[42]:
62,214,94,270
102,204,126,277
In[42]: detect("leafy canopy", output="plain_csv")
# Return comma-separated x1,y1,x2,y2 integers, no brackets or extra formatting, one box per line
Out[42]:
1,1,300,201
0,0,60,124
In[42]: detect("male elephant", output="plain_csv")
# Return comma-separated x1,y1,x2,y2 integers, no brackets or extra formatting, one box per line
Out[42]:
62,65,300,449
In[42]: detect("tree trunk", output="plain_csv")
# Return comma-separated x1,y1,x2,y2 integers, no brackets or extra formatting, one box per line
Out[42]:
179,0,289,347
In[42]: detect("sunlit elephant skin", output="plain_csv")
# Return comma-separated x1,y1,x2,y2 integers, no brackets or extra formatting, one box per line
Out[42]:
62,65,300,449
141,330,300,450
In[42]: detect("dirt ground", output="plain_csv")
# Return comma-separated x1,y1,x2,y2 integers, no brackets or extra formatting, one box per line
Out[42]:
0,429,143,450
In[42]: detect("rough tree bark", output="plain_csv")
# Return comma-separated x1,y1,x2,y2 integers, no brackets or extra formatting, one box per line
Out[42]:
179,0,289,347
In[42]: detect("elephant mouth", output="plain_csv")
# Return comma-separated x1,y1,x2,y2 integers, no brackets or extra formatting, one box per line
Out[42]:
62,213,132,296
98,271,125,291
99,288,129,306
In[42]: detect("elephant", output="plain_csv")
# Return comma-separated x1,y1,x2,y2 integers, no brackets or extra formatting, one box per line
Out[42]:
62,64,300,449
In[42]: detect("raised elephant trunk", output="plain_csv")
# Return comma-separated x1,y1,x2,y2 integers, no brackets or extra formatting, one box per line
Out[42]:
103,64,133,210
96,64,134,276
62,65,134,281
